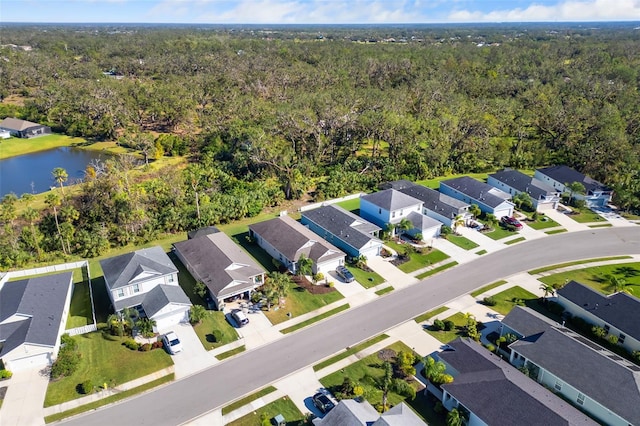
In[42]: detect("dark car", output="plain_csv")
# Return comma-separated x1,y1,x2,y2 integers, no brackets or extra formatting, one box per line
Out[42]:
312,392,335,414
501,216,523,230
336,265,355,283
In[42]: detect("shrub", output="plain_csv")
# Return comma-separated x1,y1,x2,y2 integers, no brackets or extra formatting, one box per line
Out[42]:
51,349,81,379
81,380,93,394
632,351,640,363
440,226,452,236
485,344,496,352
608,335,619,345
482,296,497,306
0,369,13,379
139,343,152,351
444,320,455,331
327,281,335,288
592,326,607,339
313,272,324,283
123,339,140,351
60,333,78,351
151,341,164,350
532,212,539,221
432,319,445,331
211,329,223,343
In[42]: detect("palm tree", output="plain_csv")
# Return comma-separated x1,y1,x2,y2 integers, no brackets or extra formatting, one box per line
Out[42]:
375,361,416,412
296,254,313,276
268,272,291,307
447,408,464,426
452,214,465,233
22,207,42,258
606,274,632,294
469,204,481,219
52,167,68,196
137,317,156,338
539,283,556,301
565,181,586,206
395,217,413,237
189,305,207,324
423,356,446,383
45,192,66,254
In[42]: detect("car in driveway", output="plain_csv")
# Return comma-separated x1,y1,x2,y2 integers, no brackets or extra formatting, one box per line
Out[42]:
501,216,523,230
162,331,183,354
312,392,335,414
336,265,355,283
231,310,249,327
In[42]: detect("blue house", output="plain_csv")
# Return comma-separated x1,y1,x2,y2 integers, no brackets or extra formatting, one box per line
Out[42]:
301,205,383,259
439,177,514,218
534,165,613,208
488,169,561,211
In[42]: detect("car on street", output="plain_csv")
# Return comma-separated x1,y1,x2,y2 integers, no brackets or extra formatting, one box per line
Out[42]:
312,392,335,414
501,216,523,230
162,331,183,354
232,310,250,327
336,265,355,283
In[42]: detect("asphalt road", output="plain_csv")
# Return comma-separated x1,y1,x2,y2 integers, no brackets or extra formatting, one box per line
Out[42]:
62,227,640,426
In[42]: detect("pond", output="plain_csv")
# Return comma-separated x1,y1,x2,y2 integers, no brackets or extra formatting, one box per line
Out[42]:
0,146,112,197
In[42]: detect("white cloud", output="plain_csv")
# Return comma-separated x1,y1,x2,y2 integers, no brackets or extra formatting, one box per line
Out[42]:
449,0,640,22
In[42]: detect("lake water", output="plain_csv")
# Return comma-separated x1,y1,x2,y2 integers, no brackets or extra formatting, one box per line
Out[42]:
0,147,111,197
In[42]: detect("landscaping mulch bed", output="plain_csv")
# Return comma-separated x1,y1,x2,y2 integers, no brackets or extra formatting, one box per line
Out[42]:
290,275,336,295
390,255,409,267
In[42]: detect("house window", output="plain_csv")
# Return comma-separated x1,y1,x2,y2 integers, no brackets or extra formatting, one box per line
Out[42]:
167,275,175,283
554,380,562,391
400,210,403,215
378,208,382,214
117,288,125,298
132,284,140,293
392,211,396,218
619,334,626,344
604,324,610,332
577,393,585,406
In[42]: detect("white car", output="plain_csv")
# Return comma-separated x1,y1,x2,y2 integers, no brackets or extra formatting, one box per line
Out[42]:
162,331,183,354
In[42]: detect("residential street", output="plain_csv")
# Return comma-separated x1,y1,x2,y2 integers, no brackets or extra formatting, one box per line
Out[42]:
59,227,640,426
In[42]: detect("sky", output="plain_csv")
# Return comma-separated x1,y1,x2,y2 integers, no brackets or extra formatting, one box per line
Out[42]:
2,0,640,24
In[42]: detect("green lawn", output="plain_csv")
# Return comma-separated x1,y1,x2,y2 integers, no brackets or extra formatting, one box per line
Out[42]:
313,334,389,372
445,235,479,250
545,229,568,235
226,396,305,426
470,280,507,297
538,262,640,295
567,207,605,223
263,282,345,325
66,281,93,328
414,306,449,323
280,304,350,334
44,332,173,407
218,211,295,240
528,256,632,275
475,249,488,255
483,226,518,241
589,223,613,228
215,345,246,360
228,232,280,273
335,197,361,213
386,241,449,273
504,237,526,245
221,386,278,415
375,286,394,296
417,172,494,189
526,216,561,230
347,265,385,289
415,261,458,279
424,312,470,343
320,341,425,415
0,134,87,159
193,311,240,350
169,253,206,306
488,286,538,315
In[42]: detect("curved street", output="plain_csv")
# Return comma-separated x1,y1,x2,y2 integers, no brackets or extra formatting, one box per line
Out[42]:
62,227,640,426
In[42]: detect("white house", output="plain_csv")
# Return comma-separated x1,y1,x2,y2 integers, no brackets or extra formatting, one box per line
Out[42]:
439,176,514,218
360,189,442,240
0,272,73,371
249,215,346,275
534,165,613,208
99,246,191,331
557,280,640,353
396,182,473,227
488,169,561,211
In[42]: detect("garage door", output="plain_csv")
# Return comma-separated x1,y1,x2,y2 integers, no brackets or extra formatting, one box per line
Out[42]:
153,309,189,331
7,352,51,372
360,244,381,259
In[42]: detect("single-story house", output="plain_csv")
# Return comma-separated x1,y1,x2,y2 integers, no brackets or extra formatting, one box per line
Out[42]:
487,169,561,211
173,232,265,311
439,176,514,218
534,165,613,208
313,399,425,426
0,117,51,138
0,272,73,371
0,129,10,139
430,338,598,426
502,306,640,426
187,226,221,240
360,189,442,240
396,182,473,227
249,215,346,275
301,204,383,259
557,280,640,353
99,246,191,331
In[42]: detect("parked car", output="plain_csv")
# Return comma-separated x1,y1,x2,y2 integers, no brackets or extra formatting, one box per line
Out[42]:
162,331,183,354
232,310,249,327
501,216,523,230
336,265,355,283
312,392,335,414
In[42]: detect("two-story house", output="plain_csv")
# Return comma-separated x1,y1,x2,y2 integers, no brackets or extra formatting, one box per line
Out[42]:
173,232,266,311
439,176,514,218
557,280,640,353
534,165,613,208
359,189,442,240
395,182,473,228
488,169,561,211
100,246,191,331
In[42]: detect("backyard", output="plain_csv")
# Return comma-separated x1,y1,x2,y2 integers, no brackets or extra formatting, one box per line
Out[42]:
44,332,173,407
538,262,640,295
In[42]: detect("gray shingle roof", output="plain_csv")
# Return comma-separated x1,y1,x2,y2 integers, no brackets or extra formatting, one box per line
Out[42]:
407,210,442,231
314,399,379,425
398,184,469,220
502,305,559,338
141,285,191,318
0,272,73,357
441,176,511,208
249,215,345,264
361,189,422,212
537,165,611,194
557,280,640,342
373,403,426,426
440,338,599,426
489,169,559,199
505,307,640,424
0,117,42,131
173,233,265,300
379,180,416,190
100,246,178,290
187,226,221,240
302,205,381,251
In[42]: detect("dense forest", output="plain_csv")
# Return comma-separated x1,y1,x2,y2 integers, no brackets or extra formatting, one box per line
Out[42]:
0,23,639,268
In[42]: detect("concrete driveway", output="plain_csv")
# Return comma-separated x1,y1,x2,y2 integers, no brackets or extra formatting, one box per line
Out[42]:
0,365,49,426
158,322,217,379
